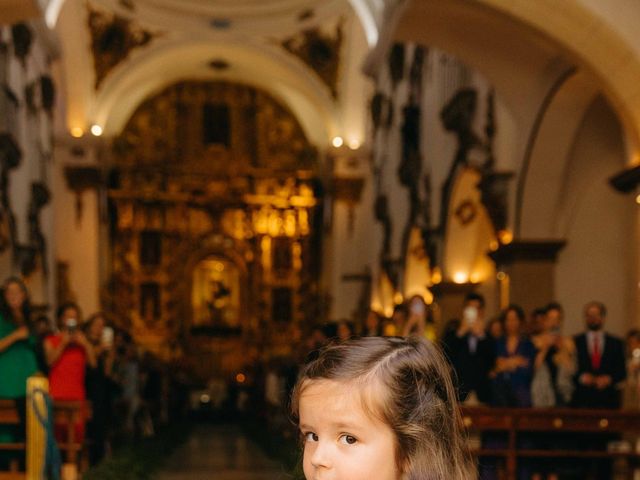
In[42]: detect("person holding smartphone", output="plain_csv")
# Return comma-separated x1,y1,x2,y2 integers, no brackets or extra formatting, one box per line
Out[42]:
402,295,437,342
84,313,116,465
44,302,96,443
441,292,496,404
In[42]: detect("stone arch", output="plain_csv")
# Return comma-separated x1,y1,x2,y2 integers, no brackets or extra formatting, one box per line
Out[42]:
518,70,601,238
93,39,338,147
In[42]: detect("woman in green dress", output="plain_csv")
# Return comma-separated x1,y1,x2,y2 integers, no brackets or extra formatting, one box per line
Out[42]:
0,277,38,464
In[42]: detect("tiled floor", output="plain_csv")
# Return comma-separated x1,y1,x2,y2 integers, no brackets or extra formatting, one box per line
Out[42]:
156,424,291,480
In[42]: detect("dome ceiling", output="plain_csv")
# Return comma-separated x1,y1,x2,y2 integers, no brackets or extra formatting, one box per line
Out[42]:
91,0,349,37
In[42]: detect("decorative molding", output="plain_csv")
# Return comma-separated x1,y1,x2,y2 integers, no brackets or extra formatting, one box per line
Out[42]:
11,23,33,66
454,199,476,226
282,20,343,98
488,240,566,265
333,177,364,204
26,182,51,276
88,4,157,89
609,165,640,193
430,281,477,298
115,80,315,174
477,170,513,233
0,133,21,253
64,165,103,224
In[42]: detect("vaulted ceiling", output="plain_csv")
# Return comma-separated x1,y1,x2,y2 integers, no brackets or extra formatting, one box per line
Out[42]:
51,0,372,148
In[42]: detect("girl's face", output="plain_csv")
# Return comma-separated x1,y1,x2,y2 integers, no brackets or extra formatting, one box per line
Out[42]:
299,380,400,480
5,282,26,311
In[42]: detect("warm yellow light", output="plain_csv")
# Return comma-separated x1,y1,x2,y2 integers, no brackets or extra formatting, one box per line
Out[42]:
423,290,434,305
254,207,270,235
453,271,469,284
636,194,640,205
268,210,282,237
470,273,480,283
498,230,513,244
261,236,272,270
90,124,103,136
489,240,499,251
497,271,506,281
393,292,404,305
298,209,310,236
348,140,361,150
293,242,302,270
431,267,442,285
283,210,297,237
332,136,344,148
70,127,84,138
236,373,246,383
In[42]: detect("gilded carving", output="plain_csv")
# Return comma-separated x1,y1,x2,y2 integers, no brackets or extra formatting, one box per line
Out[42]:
114,81,315,174
108,81,321,378
282,20,343,98
88,4,157,89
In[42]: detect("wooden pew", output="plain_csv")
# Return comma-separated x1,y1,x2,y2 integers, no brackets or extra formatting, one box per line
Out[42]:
462,407,640,480
0,399,89,479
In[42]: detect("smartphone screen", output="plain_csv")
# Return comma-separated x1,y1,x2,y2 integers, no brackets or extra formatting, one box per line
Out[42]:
102,326,114,347
463,306,478,325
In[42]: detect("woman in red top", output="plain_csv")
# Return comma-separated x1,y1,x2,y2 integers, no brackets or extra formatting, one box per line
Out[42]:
44,302,96,442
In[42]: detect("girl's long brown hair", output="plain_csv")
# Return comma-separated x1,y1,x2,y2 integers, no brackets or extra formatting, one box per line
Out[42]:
291,336,476,480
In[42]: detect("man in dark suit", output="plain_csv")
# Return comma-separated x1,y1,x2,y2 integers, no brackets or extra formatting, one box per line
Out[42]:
442,292,496,404
573,301,626,409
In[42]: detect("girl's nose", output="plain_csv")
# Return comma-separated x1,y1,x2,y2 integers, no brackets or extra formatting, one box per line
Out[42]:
310,440,333,469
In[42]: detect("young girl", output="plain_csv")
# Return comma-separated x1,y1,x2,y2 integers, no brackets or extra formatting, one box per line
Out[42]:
291,336,475,480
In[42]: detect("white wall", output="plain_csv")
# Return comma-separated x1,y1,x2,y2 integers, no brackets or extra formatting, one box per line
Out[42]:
555,97,636,336
0,21,56,309
51,140,101,318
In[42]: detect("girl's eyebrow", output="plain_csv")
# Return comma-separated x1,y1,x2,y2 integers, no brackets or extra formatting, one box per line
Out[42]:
299,421,359,430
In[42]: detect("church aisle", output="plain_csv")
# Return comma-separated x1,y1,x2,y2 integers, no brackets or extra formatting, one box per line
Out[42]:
155,424,291,480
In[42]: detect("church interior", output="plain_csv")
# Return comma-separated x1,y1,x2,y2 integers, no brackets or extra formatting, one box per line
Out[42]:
1,0,640,479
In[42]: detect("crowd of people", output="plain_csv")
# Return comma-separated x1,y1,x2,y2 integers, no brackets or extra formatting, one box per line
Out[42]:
255,294,639,479
268,293,637,413
0,277,180,471
2,271,640,476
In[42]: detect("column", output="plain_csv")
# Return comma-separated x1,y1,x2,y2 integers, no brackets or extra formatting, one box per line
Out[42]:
488,240,565,316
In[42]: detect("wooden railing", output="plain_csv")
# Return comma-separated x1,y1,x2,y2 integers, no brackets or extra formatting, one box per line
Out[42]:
462,407,640,480
0,399,88,480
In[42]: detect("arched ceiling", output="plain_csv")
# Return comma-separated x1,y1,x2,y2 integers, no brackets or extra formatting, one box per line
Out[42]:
370,0,640,163
89,0,348,37
93,38,339,146
53,0,372,148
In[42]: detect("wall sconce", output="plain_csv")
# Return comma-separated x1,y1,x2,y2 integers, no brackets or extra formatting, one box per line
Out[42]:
453,271,469,284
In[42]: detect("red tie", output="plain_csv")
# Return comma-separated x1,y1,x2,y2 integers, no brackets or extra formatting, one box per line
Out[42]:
592,335,601,370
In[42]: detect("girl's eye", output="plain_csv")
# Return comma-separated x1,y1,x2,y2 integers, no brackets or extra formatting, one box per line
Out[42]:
339,434,357,445
304,432,319,442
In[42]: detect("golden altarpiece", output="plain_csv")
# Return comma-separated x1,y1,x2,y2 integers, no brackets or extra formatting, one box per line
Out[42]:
104,81,321,380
